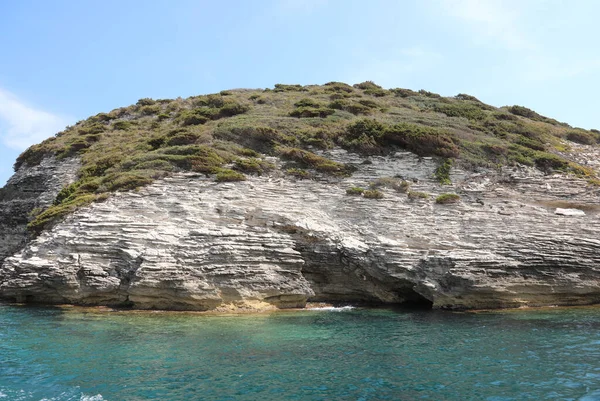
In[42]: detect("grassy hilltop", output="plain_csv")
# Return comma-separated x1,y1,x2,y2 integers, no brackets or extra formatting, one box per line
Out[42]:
15,81,600,233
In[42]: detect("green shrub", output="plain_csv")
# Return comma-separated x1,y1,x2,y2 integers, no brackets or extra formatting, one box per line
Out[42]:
94,113,113,122
435,193,460,204
28,194,98,234
113,121,133,130
383,123,460,158
285,168,312,179
346,186,365,195
193,94,225,108
54,182,81,205
434,159,453,185
324,82,355,93
566,130,597,145
139,104,161,115
364,88,388,97
137,98,156,106
390,88,418,98
533,152,570,172
219,102,250,117
493,112,519,121
408,191,430,199
233,158,274,175
289,106,335,118
345,119,386,141
166,132,200,146
418,90,442,98
102,173,154,192
516,135,545,151
294,98,323,108
14,143,53,169
213,125,295,152
238,148,260,157
358,99,380,109
215,169,246,182
330,99,379,115
354,81,382,90
134,159,174,171
330,100,371,115
507,105,539,119
277,147,349,176
178,110,210,126
433,102,487,121
455,93,482,102
274,84,307,92
363,189,384,199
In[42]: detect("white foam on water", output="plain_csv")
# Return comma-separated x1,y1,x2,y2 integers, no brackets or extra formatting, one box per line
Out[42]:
308,306,355,312
80,395,104,401
0,388,103,401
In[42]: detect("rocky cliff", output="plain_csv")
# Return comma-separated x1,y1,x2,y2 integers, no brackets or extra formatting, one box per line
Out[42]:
1,147,599,310
1,83,600,311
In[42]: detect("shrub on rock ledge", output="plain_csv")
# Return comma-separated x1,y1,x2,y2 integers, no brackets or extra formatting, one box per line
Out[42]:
408,191,430,200
435,193,460,204
346,187,365,195
215,169,246,182
363,189,384,199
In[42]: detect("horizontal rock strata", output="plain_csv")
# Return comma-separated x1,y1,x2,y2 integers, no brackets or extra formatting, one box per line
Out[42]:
1,150,600,310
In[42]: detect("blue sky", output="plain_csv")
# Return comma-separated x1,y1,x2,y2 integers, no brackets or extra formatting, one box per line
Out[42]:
1,0,599,185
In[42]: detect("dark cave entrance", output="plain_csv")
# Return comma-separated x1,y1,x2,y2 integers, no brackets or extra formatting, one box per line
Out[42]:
397,288,434,310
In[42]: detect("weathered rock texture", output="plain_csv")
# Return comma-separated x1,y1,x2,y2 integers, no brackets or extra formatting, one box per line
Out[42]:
0,157,79,265
1,149,600,310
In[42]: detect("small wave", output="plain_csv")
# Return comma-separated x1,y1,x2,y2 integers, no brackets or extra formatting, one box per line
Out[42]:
308,306,355,312
0,388,103,401
579,390,600,401
80,395,104,401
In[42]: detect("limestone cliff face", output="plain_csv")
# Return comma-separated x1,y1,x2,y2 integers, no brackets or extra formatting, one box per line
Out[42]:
1,149,600,310
0,157,79,265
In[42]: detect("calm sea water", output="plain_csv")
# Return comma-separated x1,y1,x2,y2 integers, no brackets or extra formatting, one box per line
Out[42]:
1,305,600,401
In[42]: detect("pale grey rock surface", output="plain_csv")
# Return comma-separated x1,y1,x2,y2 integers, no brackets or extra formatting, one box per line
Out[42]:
1,149,600,310
0,157,79,265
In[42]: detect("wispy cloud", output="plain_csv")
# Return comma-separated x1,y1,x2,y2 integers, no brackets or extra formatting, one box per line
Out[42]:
0,88,71,150
438,0,600,81
439,0,533,50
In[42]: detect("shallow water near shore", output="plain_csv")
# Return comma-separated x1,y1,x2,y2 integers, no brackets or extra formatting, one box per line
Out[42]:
1,304,600,400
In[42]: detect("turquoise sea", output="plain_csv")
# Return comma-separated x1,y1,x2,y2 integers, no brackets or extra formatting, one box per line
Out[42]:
1,304,600,401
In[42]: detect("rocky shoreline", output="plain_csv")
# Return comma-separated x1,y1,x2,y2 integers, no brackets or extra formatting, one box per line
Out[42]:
1,145,599,311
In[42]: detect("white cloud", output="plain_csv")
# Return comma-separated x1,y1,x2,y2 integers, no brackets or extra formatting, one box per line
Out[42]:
0,88,71,150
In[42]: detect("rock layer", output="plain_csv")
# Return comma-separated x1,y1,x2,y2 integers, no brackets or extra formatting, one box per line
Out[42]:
1,150,600,310
0,157,79,264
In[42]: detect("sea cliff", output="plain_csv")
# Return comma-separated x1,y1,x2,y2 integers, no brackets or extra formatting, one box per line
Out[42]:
1,83,599,310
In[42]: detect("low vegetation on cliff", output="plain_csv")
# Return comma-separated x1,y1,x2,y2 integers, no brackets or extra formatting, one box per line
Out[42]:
15,81,599,233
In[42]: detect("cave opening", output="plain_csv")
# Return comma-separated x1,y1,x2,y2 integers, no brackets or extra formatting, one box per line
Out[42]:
398,289,434,310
